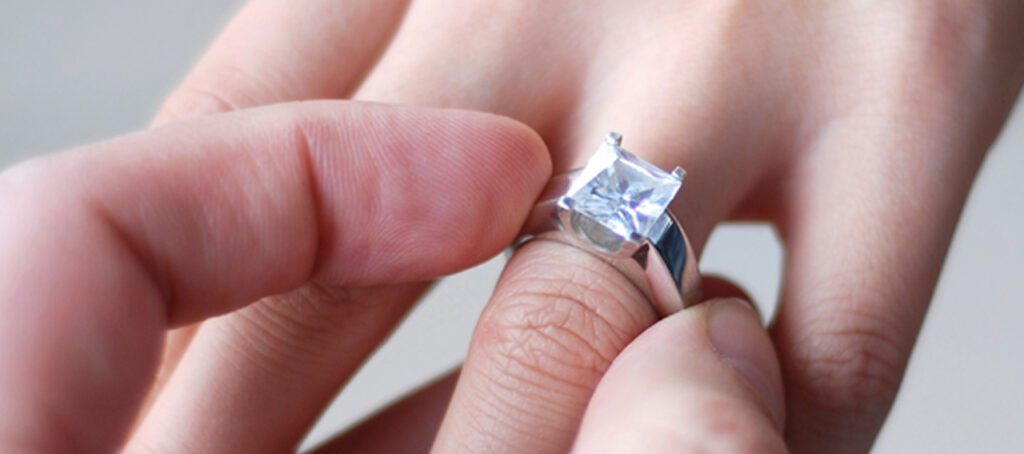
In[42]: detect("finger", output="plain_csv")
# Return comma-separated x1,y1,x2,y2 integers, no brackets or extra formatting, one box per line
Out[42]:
774,147,981,451
313,369,460,454
0,102,549,451
144,0,410,420
308,278,758,454
129,282,428,452
574,299,785,453
430,240,657,452
773,86,1021,451
154,0,408,125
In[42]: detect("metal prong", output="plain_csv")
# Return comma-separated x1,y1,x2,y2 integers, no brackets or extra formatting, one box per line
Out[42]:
672,167,687,184
605,132,623,146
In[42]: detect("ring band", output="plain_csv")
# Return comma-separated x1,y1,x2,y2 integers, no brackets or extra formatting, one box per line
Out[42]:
515,132,702,316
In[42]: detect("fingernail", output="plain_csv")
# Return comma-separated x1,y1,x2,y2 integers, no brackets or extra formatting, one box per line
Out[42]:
708,298,786,430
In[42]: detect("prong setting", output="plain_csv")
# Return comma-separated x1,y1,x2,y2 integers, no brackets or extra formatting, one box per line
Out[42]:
561,132,684,253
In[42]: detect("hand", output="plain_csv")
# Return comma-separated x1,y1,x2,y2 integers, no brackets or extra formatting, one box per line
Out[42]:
0,102,551,450
144,1,1023,452
0,96,787,453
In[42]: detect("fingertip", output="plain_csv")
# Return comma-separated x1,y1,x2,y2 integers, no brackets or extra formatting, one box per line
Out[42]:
483,112,554,183
574,301,787,452
440,109,553,211
413,108,552,271
596,297,785,430
302,102,552,283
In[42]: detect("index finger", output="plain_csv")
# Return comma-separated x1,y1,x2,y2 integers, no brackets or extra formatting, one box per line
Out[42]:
0,101,550,452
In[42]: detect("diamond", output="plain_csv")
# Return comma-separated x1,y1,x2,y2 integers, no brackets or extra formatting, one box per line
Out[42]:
565,133,683,250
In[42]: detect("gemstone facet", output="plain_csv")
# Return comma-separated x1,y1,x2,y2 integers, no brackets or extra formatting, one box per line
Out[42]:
565,133,684,250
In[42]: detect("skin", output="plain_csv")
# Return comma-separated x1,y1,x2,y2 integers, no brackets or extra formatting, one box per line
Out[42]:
2,0,1023,452
0,102,551,451
0,101,780,454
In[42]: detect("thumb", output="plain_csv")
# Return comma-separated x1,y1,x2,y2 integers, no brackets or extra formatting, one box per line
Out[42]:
573,298,786,453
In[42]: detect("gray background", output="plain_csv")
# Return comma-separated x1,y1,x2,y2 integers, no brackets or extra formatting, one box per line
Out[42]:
2,2,1021,452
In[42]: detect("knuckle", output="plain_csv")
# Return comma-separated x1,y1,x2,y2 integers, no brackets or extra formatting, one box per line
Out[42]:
473,246,656,391
799,331,902,416
487,292,614,386
478,293,613,391
788,291,908,420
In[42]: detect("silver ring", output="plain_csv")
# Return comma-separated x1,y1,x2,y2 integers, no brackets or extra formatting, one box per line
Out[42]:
516,132,702,316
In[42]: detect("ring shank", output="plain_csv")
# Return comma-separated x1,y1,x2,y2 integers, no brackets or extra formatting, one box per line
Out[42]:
646,212,702,314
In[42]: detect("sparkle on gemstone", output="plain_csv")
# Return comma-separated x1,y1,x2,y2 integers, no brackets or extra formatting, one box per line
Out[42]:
565,134,683,247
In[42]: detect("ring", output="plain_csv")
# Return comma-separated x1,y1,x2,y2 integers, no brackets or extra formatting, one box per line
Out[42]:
516,132,702,316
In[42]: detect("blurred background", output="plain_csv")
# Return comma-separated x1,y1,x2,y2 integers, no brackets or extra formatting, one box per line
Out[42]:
2,2,1021,452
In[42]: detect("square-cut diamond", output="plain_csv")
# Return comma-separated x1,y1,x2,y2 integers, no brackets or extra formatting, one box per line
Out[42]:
566,135,683,243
